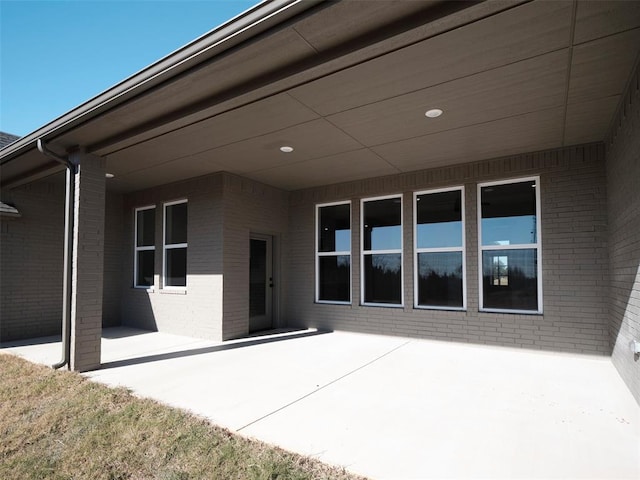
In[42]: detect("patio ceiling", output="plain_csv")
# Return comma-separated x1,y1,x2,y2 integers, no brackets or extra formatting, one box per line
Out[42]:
2,0,639,192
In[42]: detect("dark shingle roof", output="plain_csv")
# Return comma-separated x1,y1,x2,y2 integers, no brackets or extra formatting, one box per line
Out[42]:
0,132,20,149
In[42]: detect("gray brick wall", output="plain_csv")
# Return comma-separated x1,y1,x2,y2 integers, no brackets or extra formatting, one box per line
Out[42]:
607,64,640,404
287,144,610,355
69,153,106,372
120,173,225,340
119,172,289,341
0,175,64,341
222,174,289,340
103,191,123,327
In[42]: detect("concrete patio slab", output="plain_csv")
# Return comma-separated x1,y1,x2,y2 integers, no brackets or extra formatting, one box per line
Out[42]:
3,327,639,479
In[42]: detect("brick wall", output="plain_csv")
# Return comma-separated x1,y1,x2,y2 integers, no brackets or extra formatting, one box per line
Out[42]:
222,174,289,339
103,191,123,327
120,173,225,340
119,172,289,341
69,153,106,372
0,175,64,341
607,64,640,404
287,144,609,354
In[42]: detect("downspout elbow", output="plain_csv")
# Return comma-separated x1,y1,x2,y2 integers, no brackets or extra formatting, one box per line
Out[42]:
36,138,75,172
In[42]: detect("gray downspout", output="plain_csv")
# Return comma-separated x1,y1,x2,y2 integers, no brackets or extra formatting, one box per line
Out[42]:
36,138,75,370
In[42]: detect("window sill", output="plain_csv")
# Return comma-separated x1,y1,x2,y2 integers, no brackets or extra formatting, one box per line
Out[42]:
316,300,351,306
361,302,404,308
414,305,466,312
133,286,154,293
479,308,542,315
160,288,187,295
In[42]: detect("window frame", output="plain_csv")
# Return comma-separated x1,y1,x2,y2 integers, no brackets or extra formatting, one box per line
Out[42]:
360,194,404,308
133,205,156,289
315,200,352,305
477,176,543,314
413,186,466,311
163,199,188,290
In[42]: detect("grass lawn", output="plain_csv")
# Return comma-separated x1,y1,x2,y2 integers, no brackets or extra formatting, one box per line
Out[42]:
0,354,366,480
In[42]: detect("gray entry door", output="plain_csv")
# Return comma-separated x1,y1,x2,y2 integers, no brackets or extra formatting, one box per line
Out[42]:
249,234,273,332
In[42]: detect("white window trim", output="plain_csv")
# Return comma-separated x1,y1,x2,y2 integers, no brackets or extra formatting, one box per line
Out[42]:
413,186,466,311
163,199,188,290
134,205,155,290
477,176,543,314
315,200,351,305
361,194,404,308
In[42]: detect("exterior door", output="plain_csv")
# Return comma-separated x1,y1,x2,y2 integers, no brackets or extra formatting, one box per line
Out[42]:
249,234,273,332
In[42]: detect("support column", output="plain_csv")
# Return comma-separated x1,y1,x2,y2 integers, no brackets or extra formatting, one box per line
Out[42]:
69,151,106,372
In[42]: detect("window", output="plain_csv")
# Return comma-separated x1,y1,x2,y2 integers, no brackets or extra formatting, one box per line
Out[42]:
316,202,351,303
414,188,465,309
478,177,541,313
134,206,155,288
163,200,188,288
361,195,403,306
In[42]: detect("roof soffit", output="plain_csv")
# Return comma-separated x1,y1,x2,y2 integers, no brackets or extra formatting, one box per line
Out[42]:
3,0,640,193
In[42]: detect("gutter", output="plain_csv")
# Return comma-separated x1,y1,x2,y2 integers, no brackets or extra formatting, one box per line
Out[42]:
0,0,322,166
36,139,74,370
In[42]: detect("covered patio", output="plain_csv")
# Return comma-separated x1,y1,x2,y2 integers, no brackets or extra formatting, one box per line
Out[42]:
3,327,638,479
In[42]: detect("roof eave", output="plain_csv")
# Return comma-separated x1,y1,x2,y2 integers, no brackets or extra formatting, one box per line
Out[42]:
0,0,323,163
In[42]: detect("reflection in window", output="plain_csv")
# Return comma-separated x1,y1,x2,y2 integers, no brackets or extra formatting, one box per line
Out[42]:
481,180,537,246
415,188,465,309
362,196,402,305
482,250,537,311
479,178,541,312
364,254,402,304
134,206,155,287
491,255,508,286
316,202,351,303
164,200,187,288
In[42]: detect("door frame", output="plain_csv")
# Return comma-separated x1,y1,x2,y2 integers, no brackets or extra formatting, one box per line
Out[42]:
249,232,278,332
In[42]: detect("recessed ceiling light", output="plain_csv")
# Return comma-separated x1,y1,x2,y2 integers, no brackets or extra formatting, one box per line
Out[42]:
425,108,443,118
280,146,294,153
105,173,115,178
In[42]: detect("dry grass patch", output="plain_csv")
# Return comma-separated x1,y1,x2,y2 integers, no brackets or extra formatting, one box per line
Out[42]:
0,354,366,480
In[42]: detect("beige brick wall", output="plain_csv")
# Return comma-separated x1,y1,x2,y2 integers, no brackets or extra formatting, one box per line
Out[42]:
287,144,610,355
607,64,640,404
0,175,65,341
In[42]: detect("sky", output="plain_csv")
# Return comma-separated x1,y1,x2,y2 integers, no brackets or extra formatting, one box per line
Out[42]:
0,0,257,136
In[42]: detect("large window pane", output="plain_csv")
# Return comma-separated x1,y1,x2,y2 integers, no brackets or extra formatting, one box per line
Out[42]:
166,248,187,287
317,202,351,303
363,198,401,250
416,191,462,248
319,255,350,302
482,249,537,310
319,204,350,252
136,209,155,247
481,180,537,245
417,252,463,307
166,202,188,244
364,254,401,304
136,250,154,287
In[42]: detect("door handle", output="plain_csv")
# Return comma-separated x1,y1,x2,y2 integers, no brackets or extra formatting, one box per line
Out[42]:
269,277,274,288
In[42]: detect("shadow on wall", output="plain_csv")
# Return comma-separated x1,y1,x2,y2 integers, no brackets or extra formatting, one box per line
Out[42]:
610,260,640,357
